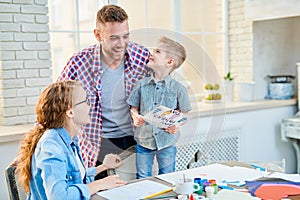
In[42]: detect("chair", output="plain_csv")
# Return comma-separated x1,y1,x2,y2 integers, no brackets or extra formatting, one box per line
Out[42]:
5,164,27,200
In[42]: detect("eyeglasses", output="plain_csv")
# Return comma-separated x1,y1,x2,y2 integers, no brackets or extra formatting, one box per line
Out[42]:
74,95,90,107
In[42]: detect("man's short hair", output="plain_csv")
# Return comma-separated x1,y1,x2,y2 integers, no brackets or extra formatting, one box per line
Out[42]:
96,4,128,25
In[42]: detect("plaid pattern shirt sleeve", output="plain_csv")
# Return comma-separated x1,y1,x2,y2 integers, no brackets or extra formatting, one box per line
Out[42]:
58,42,150,167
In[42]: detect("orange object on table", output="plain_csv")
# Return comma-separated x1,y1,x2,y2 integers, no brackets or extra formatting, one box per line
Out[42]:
254,184,300,200
209,179,216,185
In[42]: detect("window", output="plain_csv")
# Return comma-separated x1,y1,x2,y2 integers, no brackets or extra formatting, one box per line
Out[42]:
78,0,90,22
49,0,228,95
51,0,62,28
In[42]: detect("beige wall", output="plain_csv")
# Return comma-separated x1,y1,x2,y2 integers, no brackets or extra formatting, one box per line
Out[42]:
228,0,254,82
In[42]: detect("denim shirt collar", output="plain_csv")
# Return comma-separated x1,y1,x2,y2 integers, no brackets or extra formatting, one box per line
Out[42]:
56,127,79,152
148,73,172,85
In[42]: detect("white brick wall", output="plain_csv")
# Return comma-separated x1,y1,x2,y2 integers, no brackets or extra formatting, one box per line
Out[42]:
0,0,51,125
15,33,37,41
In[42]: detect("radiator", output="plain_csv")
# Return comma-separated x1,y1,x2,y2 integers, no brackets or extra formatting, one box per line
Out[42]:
175,128,241,171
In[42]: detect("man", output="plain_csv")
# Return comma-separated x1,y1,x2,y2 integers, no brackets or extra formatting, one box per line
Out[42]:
58,5,150,174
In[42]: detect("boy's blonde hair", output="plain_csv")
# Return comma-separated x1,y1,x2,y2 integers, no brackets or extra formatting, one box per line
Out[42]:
158,36,186,69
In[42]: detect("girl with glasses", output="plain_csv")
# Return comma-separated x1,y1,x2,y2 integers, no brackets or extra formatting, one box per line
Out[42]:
16,80,126,199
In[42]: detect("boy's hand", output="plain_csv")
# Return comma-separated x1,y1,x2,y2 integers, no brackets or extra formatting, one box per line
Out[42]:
130,109,145,126
165,125,180,134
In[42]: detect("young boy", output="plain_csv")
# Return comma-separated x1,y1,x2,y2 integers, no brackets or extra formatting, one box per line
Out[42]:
127,36,191,178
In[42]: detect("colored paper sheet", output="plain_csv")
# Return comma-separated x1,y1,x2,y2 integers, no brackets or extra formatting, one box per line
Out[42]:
254,184,300,199
142,105,188,128
246,178,300,199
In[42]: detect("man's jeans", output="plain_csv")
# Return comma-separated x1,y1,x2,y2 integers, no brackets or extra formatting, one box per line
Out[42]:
136,143,176,179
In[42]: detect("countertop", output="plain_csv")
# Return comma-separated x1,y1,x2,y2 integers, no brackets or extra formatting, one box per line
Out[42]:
189,98,297,118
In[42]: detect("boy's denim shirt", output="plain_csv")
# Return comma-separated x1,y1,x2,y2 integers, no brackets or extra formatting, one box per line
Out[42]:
127,74,191,150
28,128,96,200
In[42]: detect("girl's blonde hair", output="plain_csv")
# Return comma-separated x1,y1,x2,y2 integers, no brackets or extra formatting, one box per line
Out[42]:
16,80,81,193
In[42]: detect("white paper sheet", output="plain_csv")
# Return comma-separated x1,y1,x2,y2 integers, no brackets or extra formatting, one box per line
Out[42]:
266,172,300,182
156,163,269,186
97,180,172,200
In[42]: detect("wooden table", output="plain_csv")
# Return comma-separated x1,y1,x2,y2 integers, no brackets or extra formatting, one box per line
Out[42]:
91,161,300,200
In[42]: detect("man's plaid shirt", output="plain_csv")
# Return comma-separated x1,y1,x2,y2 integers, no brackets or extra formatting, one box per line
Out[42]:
58,42,150,167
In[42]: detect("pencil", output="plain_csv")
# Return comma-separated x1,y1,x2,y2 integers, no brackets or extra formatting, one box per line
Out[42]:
148,194,177,200
143,188,173,199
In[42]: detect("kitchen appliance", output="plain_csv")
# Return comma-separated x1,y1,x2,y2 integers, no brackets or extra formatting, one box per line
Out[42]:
266,75,295,100
281,63,300,173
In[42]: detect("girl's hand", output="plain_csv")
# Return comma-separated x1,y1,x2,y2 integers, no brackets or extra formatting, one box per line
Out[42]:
102,154,122,169
97,175,126,190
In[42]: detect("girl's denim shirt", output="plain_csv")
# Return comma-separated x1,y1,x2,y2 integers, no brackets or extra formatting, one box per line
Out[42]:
28,128,96,200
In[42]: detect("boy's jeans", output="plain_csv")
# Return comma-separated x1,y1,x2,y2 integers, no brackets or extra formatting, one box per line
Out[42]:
136,143,176,179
